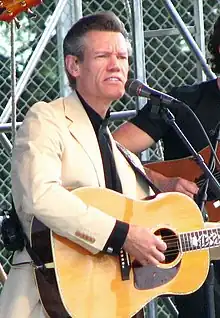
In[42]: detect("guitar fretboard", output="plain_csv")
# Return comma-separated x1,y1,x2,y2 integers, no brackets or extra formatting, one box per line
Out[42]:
180,227,220,252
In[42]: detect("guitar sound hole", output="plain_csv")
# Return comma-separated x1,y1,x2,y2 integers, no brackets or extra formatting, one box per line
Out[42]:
155,228,180,264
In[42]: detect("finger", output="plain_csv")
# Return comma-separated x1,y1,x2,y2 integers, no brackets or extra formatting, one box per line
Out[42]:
151,248,166,263
184,184,199,195
175,186,196,198
146,255,160,266
178,180,199,194
155,237,167,252
180,190,195,198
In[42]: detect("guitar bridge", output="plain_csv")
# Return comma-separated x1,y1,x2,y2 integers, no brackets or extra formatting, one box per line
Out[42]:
119,248,131,280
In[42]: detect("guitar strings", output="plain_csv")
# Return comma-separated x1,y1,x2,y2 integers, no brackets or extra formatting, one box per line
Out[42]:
196,170,220,187
152,233,220,257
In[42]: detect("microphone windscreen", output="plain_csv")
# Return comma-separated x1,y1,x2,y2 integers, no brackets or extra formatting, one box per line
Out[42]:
125,79,141,96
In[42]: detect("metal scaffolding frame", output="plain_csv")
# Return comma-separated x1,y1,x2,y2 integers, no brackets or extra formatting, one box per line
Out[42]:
0,1,216,315
0,0,71,154
0,0,214,139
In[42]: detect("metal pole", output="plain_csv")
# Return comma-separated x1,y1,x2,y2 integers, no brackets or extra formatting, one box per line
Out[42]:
56,0,82,97
145,298,157,318
163,0,216,80
0,123,22,133
131,0,147,111
162,297,179,317
194,0,206,81
0,263,7,285
0,0,69,153
0,134,12,156
0,0,69,124
10,20,17,146
110,110,136,121
131,2,158,316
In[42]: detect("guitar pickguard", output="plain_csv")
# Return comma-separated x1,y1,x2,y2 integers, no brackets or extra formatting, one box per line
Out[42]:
133,262,180,290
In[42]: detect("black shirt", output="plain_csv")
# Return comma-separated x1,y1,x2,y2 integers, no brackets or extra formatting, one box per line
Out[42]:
76,91,129,254
131,79,220,160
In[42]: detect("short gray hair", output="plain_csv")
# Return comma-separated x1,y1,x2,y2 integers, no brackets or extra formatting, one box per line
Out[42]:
63,11,132,89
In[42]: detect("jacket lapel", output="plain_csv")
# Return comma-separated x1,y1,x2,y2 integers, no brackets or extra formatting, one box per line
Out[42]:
62,92,144,197
63,92,105,187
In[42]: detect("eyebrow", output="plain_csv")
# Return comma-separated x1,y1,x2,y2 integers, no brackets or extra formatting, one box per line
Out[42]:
94,50,128,55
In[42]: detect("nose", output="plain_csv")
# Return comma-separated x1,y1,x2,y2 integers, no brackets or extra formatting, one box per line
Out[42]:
107,55,120,71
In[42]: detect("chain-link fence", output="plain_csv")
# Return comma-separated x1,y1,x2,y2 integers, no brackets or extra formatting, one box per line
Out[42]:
0,1,219,317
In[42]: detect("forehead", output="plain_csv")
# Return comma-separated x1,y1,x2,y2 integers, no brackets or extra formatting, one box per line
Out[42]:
83,30,129,53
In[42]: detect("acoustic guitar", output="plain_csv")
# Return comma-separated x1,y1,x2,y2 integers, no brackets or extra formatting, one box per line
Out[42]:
31,187,220,318
144,144,220,221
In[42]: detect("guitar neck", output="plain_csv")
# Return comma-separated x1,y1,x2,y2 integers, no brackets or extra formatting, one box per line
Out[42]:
180,227,220,252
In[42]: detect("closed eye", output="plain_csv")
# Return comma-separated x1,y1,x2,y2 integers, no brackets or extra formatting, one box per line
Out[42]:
95,54,109,59
118,55,128,60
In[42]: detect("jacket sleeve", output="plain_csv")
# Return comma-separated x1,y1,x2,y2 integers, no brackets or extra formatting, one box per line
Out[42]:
11,102,116,254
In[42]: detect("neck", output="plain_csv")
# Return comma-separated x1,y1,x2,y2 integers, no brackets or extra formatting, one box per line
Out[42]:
180,226,220,252
76,90,112,119
90,104,110,119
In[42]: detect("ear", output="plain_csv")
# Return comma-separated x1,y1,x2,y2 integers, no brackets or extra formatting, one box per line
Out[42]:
65,55,80,77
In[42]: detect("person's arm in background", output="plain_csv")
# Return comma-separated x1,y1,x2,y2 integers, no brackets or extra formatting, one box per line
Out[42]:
113,121,155,153
145,167,198,198
113,108,198,198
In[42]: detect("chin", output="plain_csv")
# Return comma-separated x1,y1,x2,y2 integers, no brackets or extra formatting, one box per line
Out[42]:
109,89,125,100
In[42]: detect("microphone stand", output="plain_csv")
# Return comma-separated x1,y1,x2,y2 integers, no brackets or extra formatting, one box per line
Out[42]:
194,125,220,220
194,131,220,318
151,98,220,318
156,103,220,200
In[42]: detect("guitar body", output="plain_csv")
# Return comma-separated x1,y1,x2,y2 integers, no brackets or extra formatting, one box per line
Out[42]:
31,188,210,318
144,144,220,221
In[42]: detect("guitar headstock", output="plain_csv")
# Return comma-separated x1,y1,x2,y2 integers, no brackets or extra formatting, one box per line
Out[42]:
0,0,42,22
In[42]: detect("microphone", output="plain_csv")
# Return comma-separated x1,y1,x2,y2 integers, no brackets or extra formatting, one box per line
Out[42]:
125,79,181,106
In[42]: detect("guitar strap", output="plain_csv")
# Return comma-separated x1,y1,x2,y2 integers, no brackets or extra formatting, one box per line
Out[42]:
1,199,46,270
116,142,161,195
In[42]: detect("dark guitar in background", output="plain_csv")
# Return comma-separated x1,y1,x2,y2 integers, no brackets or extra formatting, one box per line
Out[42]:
144,144,220,222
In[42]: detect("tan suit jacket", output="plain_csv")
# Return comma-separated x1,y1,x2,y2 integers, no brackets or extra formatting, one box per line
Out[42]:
0,92,151,317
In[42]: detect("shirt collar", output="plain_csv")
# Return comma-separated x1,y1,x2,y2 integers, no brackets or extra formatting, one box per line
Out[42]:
76,90,110,135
